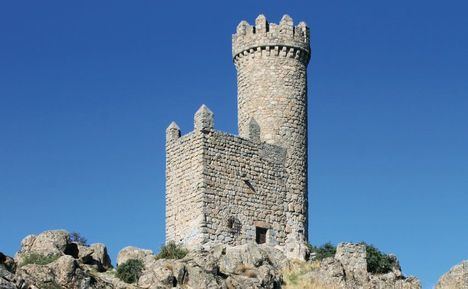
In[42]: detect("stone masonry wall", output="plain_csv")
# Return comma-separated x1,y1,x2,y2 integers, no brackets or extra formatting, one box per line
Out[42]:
166,113,290,248
201,130,289,246
165,127,206,247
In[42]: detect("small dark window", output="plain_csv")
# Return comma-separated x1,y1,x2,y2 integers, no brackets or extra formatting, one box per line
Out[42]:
255,227,267,244
227,218,234,229
227,217,242,235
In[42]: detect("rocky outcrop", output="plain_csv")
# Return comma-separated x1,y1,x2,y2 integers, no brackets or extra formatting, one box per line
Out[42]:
2,230,427,289
117,246,153,267
436,260,468,289
0,252,16,274
286,243,421,289
78,243,112,272
16,255,98,289
15,230,111,273
115,243,284,289
2,230,115,289
0,260,18,289
15,231,70,264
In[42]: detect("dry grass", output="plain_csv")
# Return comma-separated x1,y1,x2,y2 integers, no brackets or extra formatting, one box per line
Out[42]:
283,260,337,289
284,280,337,289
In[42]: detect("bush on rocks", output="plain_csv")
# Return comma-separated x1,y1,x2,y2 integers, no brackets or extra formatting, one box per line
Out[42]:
155,242,188,260
116,259,144,284
364,243,396,274
70,232,87,246
308,242,336,260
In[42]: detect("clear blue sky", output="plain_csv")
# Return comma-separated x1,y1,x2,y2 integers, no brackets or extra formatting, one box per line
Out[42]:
0,1,466,288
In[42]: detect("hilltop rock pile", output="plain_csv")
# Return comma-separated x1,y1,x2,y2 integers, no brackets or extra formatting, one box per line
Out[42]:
3,229,462,289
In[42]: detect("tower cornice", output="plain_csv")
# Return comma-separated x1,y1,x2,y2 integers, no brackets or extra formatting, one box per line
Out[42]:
232,15,310,64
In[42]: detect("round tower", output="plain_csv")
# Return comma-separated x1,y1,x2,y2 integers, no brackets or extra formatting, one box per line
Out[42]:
232,15,310,248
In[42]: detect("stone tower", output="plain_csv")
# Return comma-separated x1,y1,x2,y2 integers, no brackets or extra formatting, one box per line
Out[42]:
165,15,310,259
233,14,310,247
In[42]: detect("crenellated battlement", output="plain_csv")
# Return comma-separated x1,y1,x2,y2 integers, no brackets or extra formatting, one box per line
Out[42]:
232,15,310,63
166,105,265,144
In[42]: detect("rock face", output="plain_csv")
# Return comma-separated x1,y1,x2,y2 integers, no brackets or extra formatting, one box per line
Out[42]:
0,259,18,289
16,255,92,289
15,230,70,264
117,246,154,267
436,260,468,289
15,230,111,272
291,243,421,289
2,230,114,289
1,231,428,289
335,243,368,282
0,252,16,274
2,230,287,289
117,243,284,289
78,243,112,272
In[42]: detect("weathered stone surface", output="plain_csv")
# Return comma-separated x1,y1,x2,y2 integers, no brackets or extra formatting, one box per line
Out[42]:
117,246,153,266
16,256,78,288
436,260,468,289
0,264,16,283
96,269,140,289
13,229,113,279
15,255,122,289
15,230,70,264
133,242,285,289
0,252,16,274
194,104,214,132
292,243,421,289
0,278,17,289
335,243,368,284
183,264,219,289
78,243,112,271
3,236,426,289
50,255,79,285
138,259,174,288
219,243,268,274
284,235,310,261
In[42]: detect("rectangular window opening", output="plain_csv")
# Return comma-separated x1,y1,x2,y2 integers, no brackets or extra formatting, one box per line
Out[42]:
255,227,268,244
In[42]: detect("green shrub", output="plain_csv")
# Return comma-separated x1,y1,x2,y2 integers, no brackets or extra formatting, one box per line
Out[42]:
20,253,60,267
308,242,336,260
363,243,396,274
155,242,188,260
70,232,88,246
116,259,144,284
